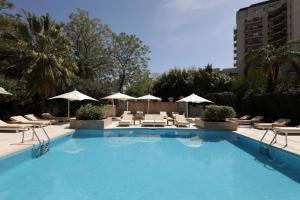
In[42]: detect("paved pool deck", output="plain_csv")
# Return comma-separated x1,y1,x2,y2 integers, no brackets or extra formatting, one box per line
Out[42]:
1,122,300,158
0,124,74,157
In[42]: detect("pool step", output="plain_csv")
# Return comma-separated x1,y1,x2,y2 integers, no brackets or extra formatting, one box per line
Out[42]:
31,127,51,158
33,141,50,158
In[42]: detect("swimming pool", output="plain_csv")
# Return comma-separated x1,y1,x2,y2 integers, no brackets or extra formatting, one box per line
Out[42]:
1,129,300,200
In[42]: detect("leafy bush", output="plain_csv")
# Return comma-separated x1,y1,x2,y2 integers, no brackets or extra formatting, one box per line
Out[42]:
76,104,105,120
203,105,236,122
206,92,238,108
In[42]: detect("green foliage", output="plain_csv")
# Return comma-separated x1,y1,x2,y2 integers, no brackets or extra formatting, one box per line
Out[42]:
65,78,111,99
110,32,150,92
153,65,233,101
76,104,105,120
206,92,238,108
0,76,33,104
203,105,236,122
0,12,77,97
245,42,300,92
0,0,14,10
126,72,153,97
64,9,112,79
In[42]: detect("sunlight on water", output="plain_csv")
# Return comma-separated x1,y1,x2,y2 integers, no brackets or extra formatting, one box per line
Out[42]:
54,140,84,154
176,136,203,148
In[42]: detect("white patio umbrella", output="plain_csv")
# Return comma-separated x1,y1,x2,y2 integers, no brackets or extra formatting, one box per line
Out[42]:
136,94,161,114
49,90,98,118
0,87,12,95
176,93,213,117
102,92,135,111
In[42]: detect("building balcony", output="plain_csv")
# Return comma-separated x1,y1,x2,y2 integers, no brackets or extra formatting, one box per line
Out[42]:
269,20,286,29
268,28,287,37
245,25,263,32
268,4,287,19
245,34,262,40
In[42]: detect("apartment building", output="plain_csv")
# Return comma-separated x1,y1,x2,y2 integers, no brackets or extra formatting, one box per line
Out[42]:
234,0,300,75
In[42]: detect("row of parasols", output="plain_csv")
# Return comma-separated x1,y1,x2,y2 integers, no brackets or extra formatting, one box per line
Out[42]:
0,87,212,117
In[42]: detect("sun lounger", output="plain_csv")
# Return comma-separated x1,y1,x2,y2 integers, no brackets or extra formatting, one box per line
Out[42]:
25,114,57,124
232,115,251,121
160,111,168,119
118,114,133,126
273,126,300,146
41,113,69,122
174,115,190,127
121,111,131,118
0,120,35,143
254,118,291,130
141,114,166,127
10,116,50,126
236,116,264,125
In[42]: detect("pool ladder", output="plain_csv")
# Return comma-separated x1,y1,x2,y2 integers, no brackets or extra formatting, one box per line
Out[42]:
32,127,51,158
259,129,278,159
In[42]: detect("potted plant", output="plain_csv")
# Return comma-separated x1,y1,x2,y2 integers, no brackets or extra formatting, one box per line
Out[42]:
70,104,112,129
195,105,238,131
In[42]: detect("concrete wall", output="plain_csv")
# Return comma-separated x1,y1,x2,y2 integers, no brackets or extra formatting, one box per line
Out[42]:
104,105,116,117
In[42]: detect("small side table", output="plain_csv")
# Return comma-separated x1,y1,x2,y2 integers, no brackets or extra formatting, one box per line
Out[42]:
167,117,174,126
134,118,142,125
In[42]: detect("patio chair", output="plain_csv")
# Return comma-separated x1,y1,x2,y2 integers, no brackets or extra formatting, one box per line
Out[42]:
10,116,50,127
174,115,190,127
118,114,133,126
160,111,168,119
0,120,34,143
41,113,69,122
272,125,300,146
254,118,291,130
236,116,264,125
231,115,251,121
25,114,57,124
121,111,131,118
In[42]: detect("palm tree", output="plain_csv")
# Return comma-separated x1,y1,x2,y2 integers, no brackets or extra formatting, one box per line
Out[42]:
0,12,77,97
244,41,300,92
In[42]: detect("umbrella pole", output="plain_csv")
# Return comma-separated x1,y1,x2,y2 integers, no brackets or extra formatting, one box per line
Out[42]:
186,102,188,118
147,100,149,114
127,101,129,111
68,100,70,118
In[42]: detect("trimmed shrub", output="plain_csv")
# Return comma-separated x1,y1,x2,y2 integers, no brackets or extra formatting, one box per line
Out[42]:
76,104,105,120
204,105,236,122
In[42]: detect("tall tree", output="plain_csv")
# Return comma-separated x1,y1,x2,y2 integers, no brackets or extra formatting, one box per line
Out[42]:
64,9,112,79
110,32,150,92
152,65,233,101
0,0,14,11
245,42,300,92
0,12,77,97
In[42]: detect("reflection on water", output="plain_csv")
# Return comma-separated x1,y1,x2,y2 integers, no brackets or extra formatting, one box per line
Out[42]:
104,136,161,147
54,140,84,154
176,136,203,148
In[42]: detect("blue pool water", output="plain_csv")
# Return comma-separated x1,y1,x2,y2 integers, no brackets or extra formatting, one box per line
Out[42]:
1,129,300,200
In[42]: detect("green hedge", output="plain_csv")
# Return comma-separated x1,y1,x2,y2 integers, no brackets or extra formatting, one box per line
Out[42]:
76,104,105,120
204,105,236,122
206,92,238,108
